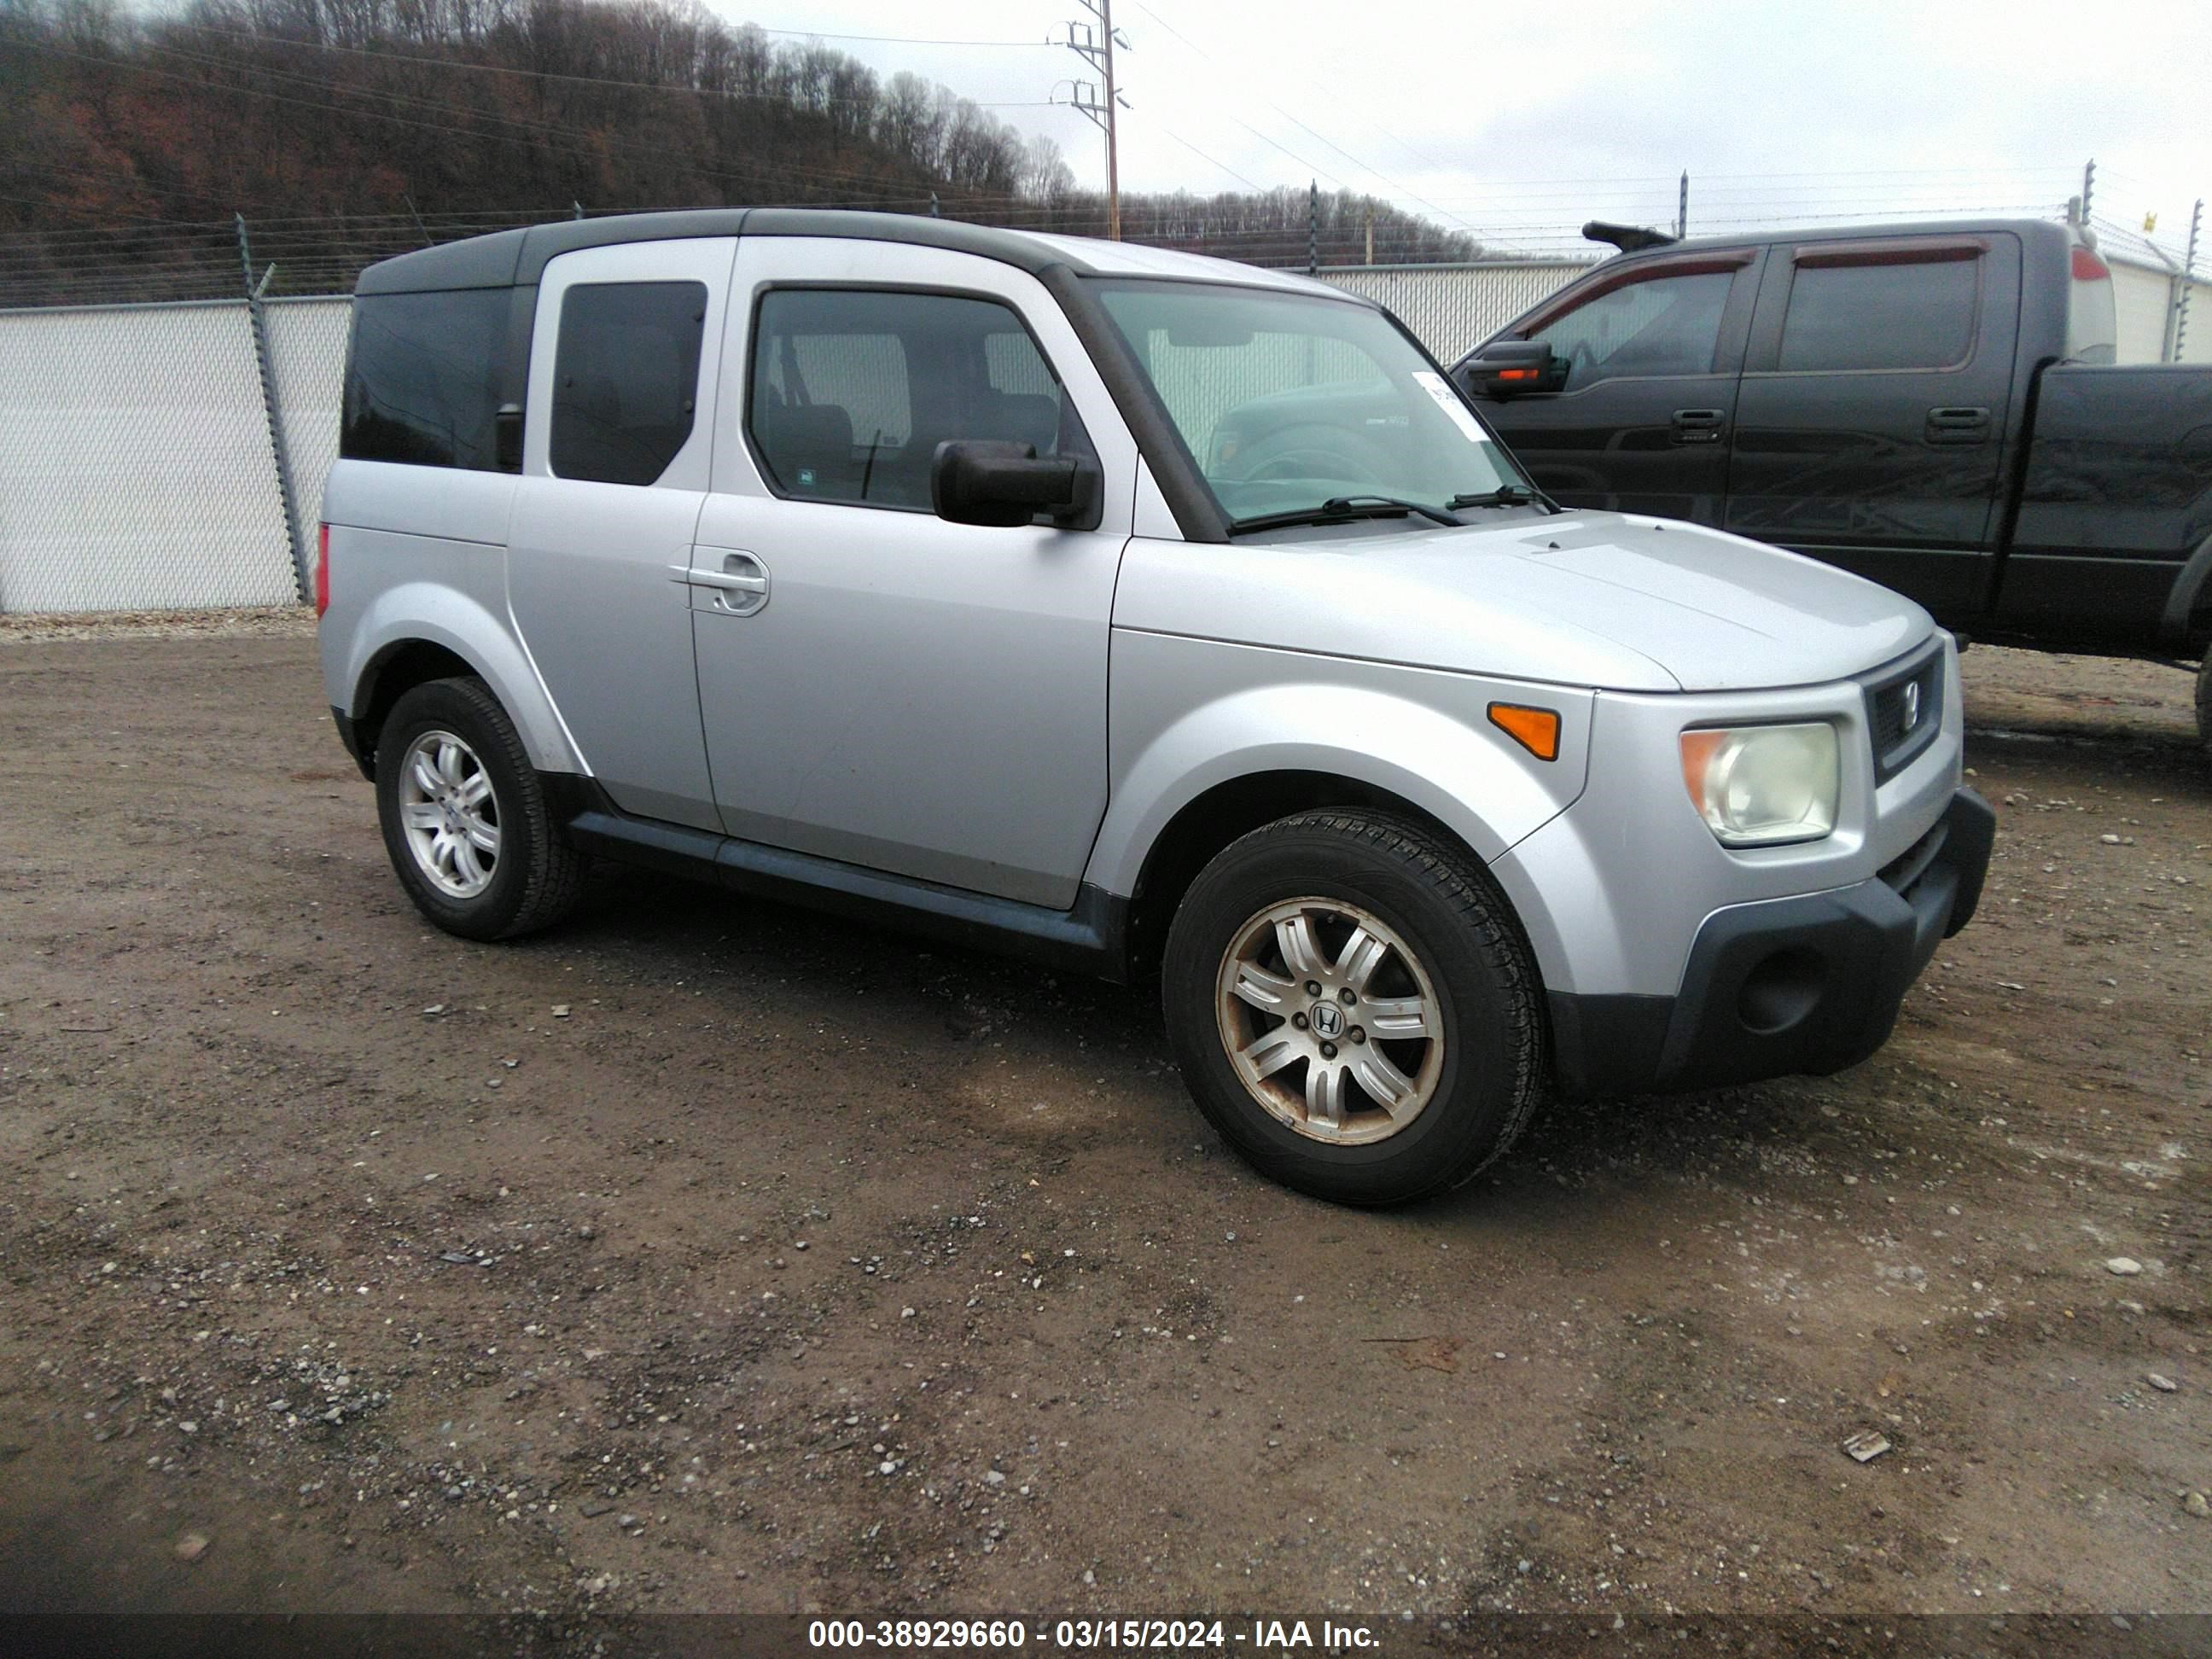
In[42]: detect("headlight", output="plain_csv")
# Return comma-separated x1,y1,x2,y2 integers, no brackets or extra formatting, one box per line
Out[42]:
1679,723,1839,847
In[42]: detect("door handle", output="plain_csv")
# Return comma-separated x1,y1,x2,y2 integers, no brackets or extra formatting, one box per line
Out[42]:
670,552,771,616
1670,408,1726,445
1925,406,1991,445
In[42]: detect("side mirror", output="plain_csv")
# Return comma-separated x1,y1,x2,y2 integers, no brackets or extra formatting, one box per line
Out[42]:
494,403,524,473
931,439,1101,529
1455,340,1566,400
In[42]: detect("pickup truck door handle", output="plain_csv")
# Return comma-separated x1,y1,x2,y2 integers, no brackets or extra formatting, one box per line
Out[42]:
1925,406,1992,445
670,551,771,617
1670,408,1726,445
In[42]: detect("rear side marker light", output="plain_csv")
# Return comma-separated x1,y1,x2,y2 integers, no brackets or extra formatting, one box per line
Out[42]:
315,521,330,617
2070,247,2109,282
1489,702,1561,760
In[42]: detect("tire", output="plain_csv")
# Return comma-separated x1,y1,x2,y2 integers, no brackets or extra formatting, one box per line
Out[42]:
2197,655,2211,760
374,677,584,941
1161,811,1546,1207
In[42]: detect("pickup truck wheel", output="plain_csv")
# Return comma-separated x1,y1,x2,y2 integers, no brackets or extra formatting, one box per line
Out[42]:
375,678,583,942
2197,655,2212,758
1161,812,1545,1206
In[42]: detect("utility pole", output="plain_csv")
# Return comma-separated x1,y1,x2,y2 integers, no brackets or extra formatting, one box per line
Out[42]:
1062,0,1130,239
1676,171,1688,240
1364,207,1374,266
1307,181,1318,274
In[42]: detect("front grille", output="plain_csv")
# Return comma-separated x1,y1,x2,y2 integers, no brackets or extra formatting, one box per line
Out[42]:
1860,641,1946,784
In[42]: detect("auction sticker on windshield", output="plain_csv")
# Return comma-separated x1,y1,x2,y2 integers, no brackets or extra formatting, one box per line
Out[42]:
1411,369,1493,445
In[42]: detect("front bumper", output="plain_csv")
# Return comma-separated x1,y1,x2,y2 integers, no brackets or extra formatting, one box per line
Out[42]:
1551,787,1994,1097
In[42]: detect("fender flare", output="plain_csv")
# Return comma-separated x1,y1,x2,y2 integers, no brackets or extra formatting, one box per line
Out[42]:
345,581,585,775
2158,528,2212,651
1083,681,1591,906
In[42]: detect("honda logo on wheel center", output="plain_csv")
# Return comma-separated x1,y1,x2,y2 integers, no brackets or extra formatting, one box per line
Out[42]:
1310,1001,1345,1039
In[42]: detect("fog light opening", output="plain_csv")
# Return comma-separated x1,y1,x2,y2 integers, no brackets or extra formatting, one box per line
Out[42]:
1738,947,1826,1035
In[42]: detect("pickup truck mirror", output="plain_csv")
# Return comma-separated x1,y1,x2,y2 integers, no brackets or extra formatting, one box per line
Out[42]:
931,439,1101,529
1457,340,1567,400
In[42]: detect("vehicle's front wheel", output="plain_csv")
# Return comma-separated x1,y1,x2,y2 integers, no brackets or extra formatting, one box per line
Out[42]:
1161,812,1546,1206
2197,654,2211,761
375,677,583,941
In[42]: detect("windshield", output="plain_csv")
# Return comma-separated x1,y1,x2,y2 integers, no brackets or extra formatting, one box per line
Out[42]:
1089,279,1528,528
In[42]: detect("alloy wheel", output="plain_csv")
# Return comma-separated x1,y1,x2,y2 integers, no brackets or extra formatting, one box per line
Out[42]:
396,728,502,899
1214,896,1445,1145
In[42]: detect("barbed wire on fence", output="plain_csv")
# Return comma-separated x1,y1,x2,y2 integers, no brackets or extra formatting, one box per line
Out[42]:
7,173,2203,311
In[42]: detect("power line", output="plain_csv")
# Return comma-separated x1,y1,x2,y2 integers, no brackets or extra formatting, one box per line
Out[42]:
18,36,1010,206
168,23,1060,108
741,26,1053,47
1119,0,1478,236
1160,130,1266,194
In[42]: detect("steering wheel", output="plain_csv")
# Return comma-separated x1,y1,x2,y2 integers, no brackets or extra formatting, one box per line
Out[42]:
1230,424,1391,488
1247,448,1359,481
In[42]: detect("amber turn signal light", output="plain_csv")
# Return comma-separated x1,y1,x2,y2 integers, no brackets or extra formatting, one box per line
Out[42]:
1488,701,1561,760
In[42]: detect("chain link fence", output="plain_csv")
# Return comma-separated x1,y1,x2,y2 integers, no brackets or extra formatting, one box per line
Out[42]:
1315,262,1596,364
0,300,300,613
262,297,354,539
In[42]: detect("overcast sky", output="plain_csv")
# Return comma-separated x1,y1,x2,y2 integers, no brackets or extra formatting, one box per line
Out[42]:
716,0,2209,259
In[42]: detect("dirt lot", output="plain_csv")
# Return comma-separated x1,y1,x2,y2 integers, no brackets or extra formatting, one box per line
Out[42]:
0,616,2206,1643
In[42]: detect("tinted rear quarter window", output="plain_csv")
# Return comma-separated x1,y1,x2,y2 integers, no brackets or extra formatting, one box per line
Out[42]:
341,289,510,469
550,282,707,486
1778,258,1979,372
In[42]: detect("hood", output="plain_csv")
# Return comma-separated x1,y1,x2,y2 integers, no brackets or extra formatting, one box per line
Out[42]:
1115,511,1935,693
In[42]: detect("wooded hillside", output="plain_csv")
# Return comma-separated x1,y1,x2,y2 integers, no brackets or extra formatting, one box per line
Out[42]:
0,0,1481,305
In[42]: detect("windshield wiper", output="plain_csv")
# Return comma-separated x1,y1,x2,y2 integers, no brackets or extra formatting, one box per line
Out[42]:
1227,494,1462,535
1448,485,1550,511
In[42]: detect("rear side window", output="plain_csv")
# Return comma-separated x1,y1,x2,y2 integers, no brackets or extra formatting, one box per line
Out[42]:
550,282,707,486
748,288,1089,512
1778,257,1979,372
1529,269,1733,385
341,289,510,470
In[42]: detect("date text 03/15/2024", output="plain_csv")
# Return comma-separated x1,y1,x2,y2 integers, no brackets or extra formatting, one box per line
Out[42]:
805,1618,1382,1651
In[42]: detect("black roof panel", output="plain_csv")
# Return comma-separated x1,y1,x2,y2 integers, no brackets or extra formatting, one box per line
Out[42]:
352,208,1101,295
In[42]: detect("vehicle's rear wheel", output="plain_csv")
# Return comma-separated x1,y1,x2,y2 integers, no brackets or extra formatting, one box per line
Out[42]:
375,677,583,941
1161,811,1546,1206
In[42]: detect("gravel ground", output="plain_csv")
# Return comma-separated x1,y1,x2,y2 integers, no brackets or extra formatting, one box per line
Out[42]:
0,616,2204,1647
0,605,317,644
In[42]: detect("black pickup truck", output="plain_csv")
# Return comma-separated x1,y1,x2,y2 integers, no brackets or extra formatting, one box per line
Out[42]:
1452,218,2212,751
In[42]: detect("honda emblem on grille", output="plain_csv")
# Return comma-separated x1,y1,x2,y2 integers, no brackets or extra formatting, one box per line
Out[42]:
1901,680,1922,732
